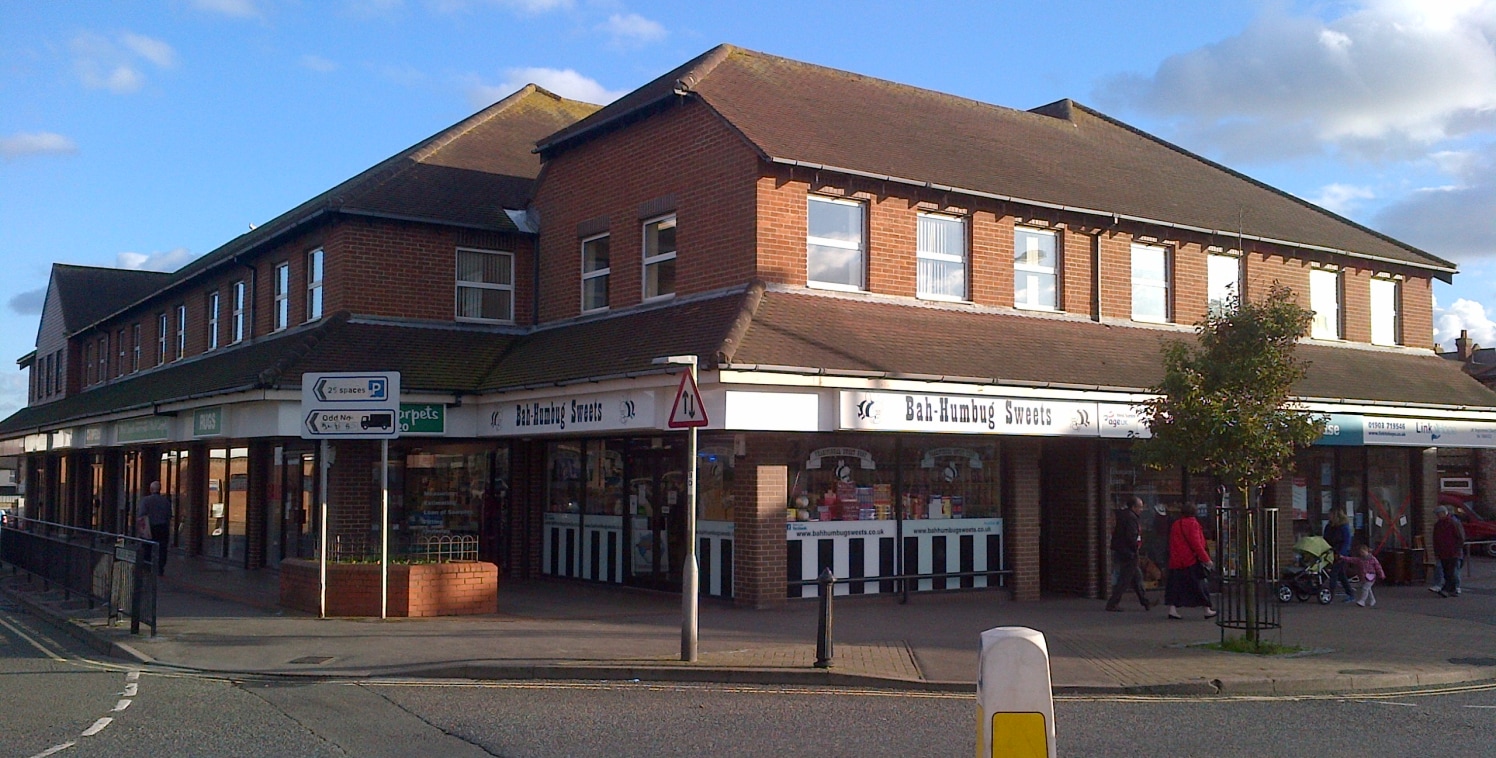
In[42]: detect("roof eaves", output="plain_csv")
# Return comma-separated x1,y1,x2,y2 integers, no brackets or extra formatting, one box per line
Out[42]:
766,157,1459,277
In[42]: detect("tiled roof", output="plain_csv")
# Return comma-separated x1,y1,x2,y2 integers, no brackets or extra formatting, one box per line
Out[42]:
726,289,1496,409
543,45,1452,274
51,264,171,335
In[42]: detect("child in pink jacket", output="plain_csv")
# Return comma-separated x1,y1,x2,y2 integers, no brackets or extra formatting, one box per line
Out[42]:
1345,545,1385,608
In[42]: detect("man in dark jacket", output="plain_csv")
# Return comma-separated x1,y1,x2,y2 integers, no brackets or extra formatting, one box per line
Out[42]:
1106,496,1151,611
1433,505,1465,598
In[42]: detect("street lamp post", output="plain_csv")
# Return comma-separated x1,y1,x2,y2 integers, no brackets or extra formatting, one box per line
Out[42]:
654,354,704,663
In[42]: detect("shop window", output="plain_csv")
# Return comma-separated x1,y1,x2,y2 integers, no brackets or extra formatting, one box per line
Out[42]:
1131,243,1170,323
1107,445,1187,580
698,434,737,523
806,195,864,291
397,445,492,557
206,291,220,351
1367,447,1410,550
918,213,966,301
581,234,610,313
1013,227,1056,310
455,248,514,322
1370,277,1400,346
273,262,290,331
306,248,324,322
1207,252,1241,315
585,440,626,516
642,215,677,301
1310,267,1341,339
206,447,249,563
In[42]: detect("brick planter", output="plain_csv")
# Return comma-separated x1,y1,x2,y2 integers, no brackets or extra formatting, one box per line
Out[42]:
279,559,499,617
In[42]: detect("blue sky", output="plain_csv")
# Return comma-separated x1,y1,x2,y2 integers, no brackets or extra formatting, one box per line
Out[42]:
3,0,1495,422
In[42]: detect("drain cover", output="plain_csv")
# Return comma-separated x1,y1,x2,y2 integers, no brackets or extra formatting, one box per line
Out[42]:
288,656,334,665
1449,657,1496,667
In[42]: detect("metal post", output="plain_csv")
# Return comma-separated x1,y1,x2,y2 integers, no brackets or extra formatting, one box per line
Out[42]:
682,357,700,663
381,438,389,620
318,439,329,620
815,568,834,668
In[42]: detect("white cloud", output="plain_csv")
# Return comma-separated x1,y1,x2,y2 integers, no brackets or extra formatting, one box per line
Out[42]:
71,31,177,94
0,132,77,158
7,288,46,315
189,0,262,18
1309,183,1375,216
1375,142,1496,261
1098,1,1496,162
300,54,339,73
468,67,622,108
599,13,666,48
117,248,195,272
1436,297,1496,349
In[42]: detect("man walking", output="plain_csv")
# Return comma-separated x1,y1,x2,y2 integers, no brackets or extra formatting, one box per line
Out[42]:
137,481,173,577
1106,496,1151,611
1433,505,1465,598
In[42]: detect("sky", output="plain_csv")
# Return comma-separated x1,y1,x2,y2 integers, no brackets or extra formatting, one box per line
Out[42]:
3,0,1495,423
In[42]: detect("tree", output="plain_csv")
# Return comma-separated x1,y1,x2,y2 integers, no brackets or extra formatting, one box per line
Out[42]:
1134,283,1325,643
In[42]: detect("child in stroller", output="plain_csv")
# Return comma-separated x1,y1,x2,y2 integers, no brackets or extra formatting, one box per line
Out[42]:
1276,535,1337,604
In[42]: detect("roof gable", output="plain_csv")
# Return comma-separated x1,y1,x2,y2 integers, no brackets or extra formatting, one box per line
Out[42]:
40,264,171,343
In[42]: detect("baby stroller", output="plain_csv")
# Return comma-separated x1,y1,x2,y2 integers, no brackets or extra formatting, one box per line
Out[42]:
1276,535,1336,604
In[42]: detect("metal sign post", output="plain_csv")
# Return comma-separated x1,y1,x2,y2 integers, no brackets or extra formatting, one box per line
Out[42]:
301,371,400,620
659,355,709,662
318,439,330,619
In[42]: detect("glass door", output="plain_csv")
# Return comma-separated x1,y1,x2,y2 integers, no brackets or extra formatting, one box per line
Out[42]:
624,439,685,591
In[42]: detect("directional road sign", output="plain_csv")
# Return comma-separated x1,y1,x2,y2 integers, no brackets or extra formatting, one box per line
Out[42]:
301,371,401,439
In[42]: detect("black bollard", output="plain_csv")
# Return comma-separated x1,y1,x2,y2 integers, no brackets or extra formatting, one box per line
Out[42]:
814,567,835,668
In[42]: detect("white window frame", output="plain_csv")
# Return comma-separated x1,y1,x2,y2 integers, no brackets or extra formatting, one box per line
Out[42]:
806,195,866,292
85,342,95,386
156,313,168,366
1206,252,1242,316
117,329,126,377
455,247,515,323
97,335,107,382
273,262,290,332
641,214,677,302
207,291,220,352
174,304,186,361
306,248,324,322
581,233,611,314
916,212,968,301
1370,276,1400,346
1310,267,1342,340
231,281,246,344
1131,243,1171,323
131,324,141,373
1013,227,1058,311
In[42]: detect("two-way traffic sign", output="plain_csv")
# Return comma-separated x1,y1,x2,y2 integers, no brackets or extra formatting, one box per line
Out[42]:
667,370,709,429
301,371,401,439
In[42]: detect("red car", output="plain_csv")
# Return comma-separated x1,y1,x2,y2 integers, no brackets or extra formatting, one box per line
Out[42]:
1440,492,1496,558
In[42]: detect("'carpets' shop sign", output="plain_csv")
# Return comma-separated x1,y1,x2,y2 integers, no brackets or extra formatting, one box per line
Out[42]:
839,390,1099,437
480,390,656,437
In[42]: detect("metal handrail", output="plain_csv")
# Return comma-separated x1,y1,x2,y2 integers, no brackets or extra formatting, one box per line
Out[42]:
0,516,157,635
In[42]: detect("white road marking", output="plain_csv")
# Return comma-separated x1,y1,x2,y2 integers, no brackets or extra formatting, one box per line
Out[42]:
0,614,67,661
1462,704,1496,709
112,699,132,712
27,742,76,758
79,718,112,737
123,683,138,696
126,670,139,682
1356,700,1417,707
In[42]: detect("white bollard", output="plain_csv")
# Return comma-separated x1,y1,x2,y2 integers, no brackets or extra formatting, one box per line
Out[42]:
975,626,1055,758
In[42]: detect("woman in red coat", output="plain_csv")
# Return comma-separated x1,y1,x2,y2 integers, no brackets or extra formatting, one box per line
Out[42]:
1165,503,1217,620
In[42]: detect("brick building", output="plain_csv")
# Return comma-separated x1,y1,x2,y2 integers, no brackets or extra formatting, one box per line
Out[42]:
5,45,1496,611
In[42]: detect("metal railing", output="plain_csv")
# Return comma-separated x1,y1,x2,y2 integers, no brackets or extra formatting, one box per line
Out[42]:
789,567,1014,603
327,532,480,563
0,516,157,635
1214,505,1280,639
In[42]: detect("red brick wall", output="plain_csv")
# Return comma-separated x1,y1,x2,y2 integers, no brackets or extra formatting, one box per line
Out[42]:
532,100,761,323
1173,241,1208,325
1042,439,1099,597
1005,438,1042,601
1098,232,1132,320
730,433,791,608
1402,275,1435,349
279,559,498,617
1061,228,1096,318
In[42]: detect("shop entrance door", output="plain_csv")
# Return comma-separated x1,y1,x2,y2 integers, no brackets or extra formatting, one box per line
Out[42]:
624,442,684,591
279,451,318,562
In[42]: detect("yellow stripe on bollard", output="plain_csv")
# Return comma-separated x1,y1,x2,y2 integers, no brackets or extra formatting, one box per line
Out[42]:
988,712,1048,758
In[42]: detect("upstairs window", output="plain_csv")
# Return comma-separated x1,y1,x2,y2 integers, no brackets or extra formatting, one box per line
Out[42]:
1370,277,1400,346
1310,268,1342,339
156,313,168,365
1131,243,1171,323
306,248,324,322
917,213,967,301
85,342,95,385
581,234,610,313
642,215,677,301
97,336,107,382
1207,252,1242,315
232,281,246,344
131,324,141,373
174,304,186,360
116,329,126,377
273,262,290,331
806,196,864,291
207,291,220,351
1013,227,1057,310
455,248,514,322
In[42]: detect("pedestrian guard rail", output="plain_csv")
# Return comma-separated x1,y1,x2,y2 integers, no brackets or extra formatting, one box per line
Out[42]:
0,515,157,635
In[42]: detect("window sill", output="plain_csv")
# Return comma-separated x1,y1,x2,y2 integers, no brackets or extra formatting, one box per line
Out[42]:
1014,303,1057,313
1131,315,1171,325
807,281,865,293
641,293,676,304
456,316,516,325
917,294,969,304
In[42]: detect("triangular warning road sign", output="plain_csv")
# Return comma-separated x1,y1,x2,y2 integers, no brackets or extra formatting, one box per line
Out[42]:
668,370,709,428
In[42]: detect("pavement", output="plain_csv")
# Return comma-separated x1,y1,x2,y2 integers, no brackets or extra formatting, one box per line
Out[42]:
4,555,1496,696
